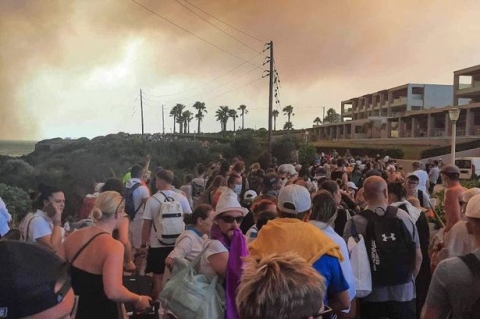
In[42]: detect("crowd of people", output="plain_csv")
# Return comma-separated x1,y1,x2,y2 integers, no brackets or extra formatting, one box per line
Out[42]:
1,150,480,319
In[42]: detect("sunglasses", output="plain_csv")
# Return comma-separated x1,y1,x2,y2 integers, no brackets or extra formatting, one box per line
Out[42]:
218,215,244,224
311,305,333,318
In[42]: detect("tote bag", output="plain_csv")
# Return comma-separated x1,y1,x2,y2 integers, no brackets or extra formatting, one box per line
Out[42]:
348,226,372,298
159,246,225,319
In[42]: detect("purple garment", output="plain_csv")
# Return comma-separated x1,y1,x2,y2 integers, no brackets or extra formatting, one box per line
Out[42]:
210,224,249,319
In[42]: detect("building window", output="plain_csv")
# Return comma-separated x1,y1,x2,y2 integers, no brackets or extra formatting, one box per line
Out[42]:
412,87,424,95
474,111,480,126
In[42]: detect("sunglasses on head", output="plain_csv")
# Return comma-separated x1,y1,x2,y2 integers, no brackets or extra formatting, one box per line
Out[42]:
218,215,244,224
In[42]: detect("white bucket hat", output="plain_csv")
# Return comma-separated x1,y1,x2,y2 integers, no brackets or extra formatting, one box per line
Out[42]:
215,191,248,217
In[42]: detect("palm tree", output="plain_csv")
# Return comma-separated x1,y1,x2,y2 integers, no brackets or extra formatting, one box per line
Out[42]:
272,110,279,131
193,101,207,134
228,109,238,132
174,104,186,133
182,110,193,134
282,105,294,123
169,104,185,133
237,104,248,130
313,117,322,126
215,106,230,132
283,121,293,130
323,108,341,124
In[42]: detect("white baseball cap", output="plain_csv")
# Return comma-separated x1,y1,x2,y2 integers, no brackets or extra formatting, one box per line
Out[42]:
277,184,311,214
244,190,258,201
347,182,358,190
466,194,480,219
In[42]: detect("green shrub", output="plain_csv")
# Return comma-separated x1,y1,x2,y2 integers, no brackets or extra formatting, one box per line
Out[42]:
0,183,31,223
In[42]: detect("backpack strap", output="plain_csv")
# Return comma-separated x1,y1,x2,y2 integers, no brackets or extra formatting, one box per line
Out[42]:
417,190,424,207
130,183,145,216
159,191,174,202
70,232,109,265
358,209,377,245
389,205,416,240
385,205,398,218
24,215,39,241
459,253,480,278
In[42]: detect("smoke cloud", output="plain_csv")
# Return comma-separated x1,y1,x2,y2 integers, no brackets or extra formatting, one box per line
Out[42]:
1,0,480,139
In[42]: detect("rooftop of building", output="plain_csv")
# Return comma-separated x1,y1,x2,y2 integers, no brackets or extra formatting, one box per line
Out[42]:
454,64,480,76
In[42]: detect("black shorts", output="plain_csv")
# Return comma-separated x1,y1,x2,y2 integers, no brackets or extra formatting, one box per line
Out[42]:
145,246,174,275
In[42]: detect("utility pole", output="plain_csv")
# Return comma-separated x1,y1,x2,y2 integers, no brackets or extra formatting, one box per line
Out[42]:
162,104,165,135
140,89,144,138
268,41,274,156
322,106,326,123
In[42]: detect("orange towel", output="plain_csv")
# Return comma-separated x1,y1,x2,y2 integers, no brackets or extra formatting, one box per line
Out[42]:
249,218,344,264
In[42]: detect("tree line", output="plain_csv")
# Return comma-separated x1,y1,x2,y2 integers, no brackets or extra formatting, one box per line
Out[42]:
169,102,341,133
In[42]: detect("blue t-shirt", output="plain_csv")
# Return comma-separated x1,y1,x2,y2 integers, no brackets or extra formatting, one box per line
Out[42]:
312,254,349,306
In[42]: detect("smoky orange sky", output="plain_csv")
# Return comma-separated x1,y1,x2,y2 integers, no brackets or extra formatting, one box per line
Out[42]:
1,0,480,141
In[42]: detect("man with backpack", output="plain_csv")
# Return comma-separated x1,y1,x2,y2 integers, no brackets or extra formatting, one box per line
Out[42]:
125,164,150,271
422,193,480,319
343,176,422,319
406,174,430,210
141,169,192,299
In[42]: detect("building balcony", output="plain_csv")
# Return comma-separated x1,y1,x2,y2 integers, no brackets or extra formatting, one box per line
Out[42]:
390,97,408,107
456,81,480,97
344,108,353,115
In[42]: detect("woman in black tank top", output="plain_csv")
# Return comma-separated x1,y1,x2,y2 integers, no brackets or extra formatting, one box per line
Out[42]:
58,191,152,319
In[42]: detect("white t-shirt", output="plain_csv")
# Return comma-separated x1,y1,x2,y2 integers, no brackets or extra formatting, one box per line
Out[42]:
199,239,228,278
24,210,65,243
127,178,150,249
413,170,429,193
167,228,206,261
180,184,193,209
245,225,258,244
143,190,192,248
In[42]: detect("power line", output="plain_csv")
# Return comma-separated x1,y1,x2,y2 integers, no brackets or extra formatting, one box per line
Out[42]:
129,0,261,68
162,66,262,104
203,76,264,102
183,0,266,44
141,52,263,99
173,0,261,54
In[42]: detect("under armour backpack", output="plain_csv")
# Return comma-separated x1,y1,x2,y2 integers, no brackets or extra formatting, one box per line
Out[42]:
124,183,142,221
360,206,416,286
152,192,185,246
459,253,480,319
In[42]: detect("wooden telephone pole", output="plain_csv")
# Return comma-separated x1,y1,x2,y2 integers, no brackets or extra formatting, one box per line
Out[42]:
267,41,274,155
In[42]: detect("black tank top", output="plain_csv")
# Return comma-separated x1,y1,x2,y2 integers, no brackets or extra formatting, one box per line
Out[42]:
69,232,119,319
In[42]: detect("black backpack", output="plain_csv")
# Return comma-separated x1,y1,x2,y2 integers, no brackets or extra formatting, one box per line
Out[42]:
459,253,480,319
360,206,416,286
124,183,142,221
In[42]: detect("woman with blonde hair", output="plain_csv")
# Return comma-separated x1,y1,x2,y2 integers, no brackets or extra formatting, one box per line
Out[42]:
58,191,151,319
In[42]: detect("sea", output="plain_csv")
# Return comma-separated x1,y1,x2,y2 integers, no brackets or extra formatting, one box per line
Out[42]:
0,140,37,157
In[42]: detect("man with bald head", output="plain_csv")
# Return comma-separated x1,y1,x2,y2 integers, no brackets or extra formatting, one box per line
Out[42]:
344,176,422,319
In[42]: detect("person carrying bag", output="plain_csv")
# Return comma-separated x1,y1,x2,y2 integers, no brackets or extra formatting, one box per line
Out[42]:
159,244,225,319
